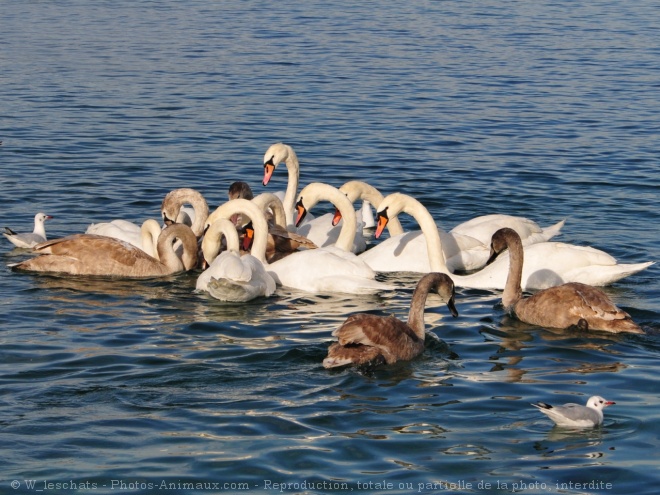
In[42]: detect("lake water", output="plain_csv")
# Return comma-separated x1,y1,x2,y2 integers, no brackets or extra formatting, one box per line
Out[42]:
1,1,659,494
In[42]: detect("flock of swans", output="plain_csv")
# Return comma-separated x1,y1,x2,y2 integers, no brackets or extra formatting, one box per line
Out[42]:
4,142,653,368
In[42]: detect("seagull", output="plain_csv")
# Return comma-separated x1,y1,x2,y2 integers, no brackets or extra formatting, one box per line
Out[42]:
531,395,615,427
3,212,53,248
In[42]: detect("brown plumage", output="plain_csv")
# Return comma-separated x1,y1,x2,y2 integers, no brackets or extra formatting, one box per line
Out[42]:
11,224,198,278
489,227,643,334
323,273,459,368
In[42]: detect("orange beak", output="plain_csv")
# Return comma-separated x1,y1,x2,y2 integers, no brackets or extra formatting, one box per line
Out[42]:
263,162,275,186
332,208,342,227
295,198,307,227
242,224,255,251
375,211,389,239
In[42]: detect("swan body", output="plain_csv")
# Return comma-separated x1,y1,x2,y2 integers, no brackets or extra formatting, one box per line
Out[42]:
3,212,53,248
161,188,209,237
490,227,644,333
295,182,367,253
323,272,459,368
197,218,276,302
375,193,653,290
207,198,393,295
11,224,198,278
85,219,162,258
531,396,615,427
451,214,565,247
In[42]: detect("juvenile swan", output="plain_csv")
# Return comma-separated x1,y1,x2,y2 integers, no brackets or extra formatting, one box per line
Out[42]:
323,273,459,368
490,227,644,334
11,224,198,278
3,212,53,248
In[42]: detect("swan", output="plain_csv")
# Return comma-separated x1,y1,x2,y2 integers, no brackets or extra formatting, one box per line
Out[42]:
489,227,644,334
323,272,459,368
374,193,654,290
250,192,318,261
196,218,276,302
160,188,209,237
85,219,163,258
3,212,53,248
206,198,394,295
450,214,565,247
10,224,198,278
338,181,404,235
295,182,367,253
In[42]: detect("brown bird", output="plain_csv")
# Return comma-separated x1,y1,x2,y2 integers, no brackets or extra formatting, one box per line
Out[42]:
488,227,643,334
323,272,459,368
11,224,198,278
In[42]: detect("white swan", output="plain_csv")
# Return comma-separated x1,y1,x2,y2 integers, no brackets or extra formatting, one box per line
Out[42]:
450,214,565,247
339,181,404,235
206,198,394,295
374,193,654,290
196,218,276,302
295,182,367,253
160,187,209,237
262,142,317,230
86,219,163,258
3,212,53,248
11,224,198,278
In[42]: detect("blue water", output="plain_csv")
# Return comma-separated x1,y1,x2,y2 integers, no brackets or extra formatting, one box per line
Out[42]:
1,1,659,494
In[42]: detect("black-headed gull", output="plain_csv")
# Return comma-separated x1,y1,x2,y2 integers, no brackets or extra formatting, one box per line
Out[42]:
532,395,615,427
3,212,53,248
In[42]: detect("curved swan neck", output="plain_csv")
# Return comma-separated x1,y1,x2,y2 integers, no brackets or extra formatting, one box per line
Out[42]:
407,273,456,338
157,224,198,272
161,188,209,237
340,181,404,236
140,219,163,259
206,199,270,265
252,193,288,230
298,182,357,252
494,228,524,309
202,218,241,264
381,193,449,272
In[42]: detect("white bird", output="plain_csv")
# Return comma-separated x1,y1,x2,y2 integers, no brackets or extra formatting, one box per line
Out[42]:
3,212,53,248
531,396,615,427
196,218,276,302
206,197,394,295
374,193,653,290
295,182,367,253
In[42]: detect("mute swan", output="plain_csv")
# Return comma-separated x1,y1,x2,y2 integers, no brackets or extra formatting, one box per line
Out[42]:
250,193,317,261
86,219,163,258
338,181,404,235
295,182,367,253
323,272,459,368
531,396,615,428
207,198,394,295
489,228,644,333
11,224,198,278
3,212,53,248
161,188,209,237
375,193,653,290
196,218,276,302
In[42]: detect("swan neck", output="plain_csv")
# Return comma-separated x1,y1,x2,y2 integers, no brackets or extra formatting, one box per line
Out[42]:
406,276,435,338
282,147,300,227
301,183,357,252
502,231,524,309
202,219,240,264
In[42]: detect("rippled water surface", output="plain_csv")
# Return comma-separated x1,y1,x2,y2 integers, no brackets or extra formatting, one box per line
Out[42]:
1,1,659,494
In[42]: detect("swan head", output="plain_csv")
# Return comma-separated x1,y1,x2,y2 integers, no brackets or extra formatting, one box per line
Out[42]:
263,142,292,186
486,227,520,265
228,181,254,200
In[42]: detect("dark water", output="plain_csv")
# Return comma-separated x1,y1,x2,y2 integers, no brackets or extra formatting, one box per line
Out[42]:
1,1,659,494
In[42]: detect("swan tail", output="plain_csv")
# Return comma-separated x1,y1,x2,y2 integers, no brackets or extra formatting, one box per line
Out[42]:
566,261,654,286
